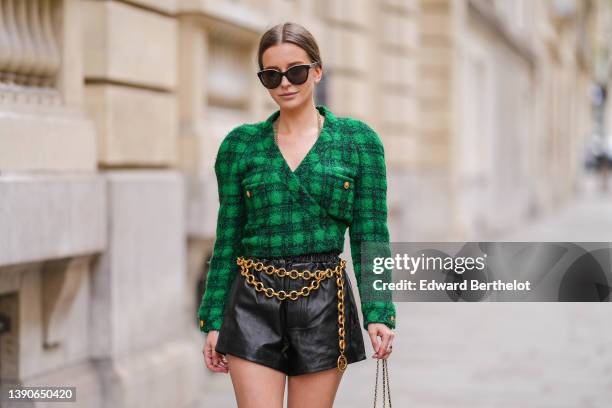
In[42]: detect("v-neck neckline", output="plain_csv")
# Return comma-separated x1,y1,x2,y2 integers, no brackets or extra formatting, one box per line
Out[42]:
265,105,332,177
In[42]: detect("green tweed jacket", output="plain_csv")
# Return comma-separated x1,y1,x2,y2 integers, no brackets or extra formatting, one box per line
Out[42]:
198,104,396,333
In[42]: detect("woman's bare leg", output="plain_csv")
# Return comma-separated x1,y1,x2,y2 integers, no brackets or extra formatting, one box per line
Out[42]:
226,354,286,408
286,367,344,408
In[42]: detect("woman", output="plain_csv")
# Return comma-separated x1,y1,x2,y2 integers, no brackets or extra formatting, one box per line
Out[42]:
198,21,396,407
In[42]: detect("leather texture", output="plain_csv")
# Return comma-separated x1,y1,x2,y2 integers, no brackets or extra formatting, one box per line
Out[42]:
215,251,367,376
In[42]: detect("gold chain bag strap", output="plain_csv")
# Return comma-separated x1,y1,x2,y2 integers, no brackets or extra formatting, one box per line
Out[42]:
373,359,392,407
236,256,349,372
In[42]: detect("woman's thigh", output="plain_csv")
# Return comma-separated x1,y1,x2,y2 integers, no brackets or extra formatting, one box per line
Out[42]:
286,367,344,408
227,354,286,408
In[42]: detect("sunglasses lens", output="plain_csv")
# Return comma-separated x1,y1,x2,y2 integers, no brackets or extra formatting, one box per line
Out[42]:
259,70,281,89
286,65,309,85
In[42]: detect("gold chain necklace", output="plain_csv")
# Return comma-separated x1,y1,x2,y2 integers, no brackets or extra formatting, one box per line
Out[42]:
273,109,323,147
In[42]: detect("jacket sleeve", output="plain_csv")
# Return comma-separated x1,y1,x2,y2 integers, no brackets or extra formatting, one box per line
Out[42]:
198,127,247,333
348,122,396,331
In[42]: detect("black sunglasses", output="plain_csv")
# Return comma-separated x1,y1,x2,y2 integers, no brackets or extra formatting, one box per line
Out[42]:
256,62,320,89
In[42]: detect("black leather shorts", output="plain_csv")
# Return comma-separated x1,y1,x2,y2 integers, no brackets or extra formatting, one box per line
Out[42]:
215,251,367,376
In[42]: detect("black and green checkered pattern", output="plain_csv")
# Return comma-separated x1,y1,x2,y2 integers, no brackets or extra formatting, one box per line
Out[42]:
198,104,396,333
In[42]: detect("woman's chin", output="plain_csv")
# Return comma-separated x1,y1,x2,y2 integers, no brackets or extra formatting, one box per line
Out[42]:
275,95,306,108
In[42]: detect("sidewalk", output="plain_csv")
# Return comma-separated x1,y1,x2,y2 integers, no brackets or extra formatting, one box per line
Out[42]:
498,173,612,242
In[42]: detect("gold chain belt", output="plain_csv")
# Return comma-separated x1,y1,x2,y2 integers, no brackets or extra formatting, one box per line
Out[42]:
236,255,348,372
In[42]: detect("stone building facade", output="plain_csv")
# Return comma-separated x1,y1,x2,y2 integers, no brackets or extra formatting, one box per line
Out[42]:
0,0,596,407
415,0,595,240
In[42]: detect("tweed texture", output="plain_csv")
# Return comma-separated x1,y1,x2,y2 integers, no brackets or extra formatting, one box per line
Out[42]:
198,104,396,333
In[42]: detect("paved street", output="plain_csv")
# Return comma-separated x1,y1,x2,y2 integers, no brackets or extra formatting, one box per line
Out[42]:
498,173,612,243
194,174,612,407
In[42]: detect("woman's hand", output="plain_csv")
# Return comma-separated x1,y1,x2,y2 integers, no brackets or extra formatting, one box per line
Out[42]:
203,330,229,373
367,323,395,360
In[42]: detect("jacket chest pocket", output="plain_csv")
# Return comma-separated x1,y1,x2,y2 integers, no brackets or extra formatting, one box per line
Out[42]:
243,180,289,228
324,172,355,224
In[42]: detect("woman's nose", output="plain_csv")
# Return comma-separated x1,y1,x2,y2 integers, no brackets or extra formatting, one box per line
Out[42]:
280,74,291,87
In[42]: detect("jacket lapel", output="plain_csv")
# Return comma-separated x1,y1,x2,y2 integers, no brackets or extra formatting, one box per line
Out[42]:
261,105,335,220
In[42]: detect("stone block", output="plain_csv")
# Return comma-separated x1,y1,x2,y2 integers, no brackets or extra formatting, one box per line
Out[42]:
84,84,177,166
82,0,177,90
90,170,186,356
0,174,105,267
0,106,97,171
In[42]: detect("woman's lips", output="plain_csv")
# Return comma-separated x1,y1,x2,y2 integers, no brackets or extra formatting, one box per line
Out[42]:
280,91,298,98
